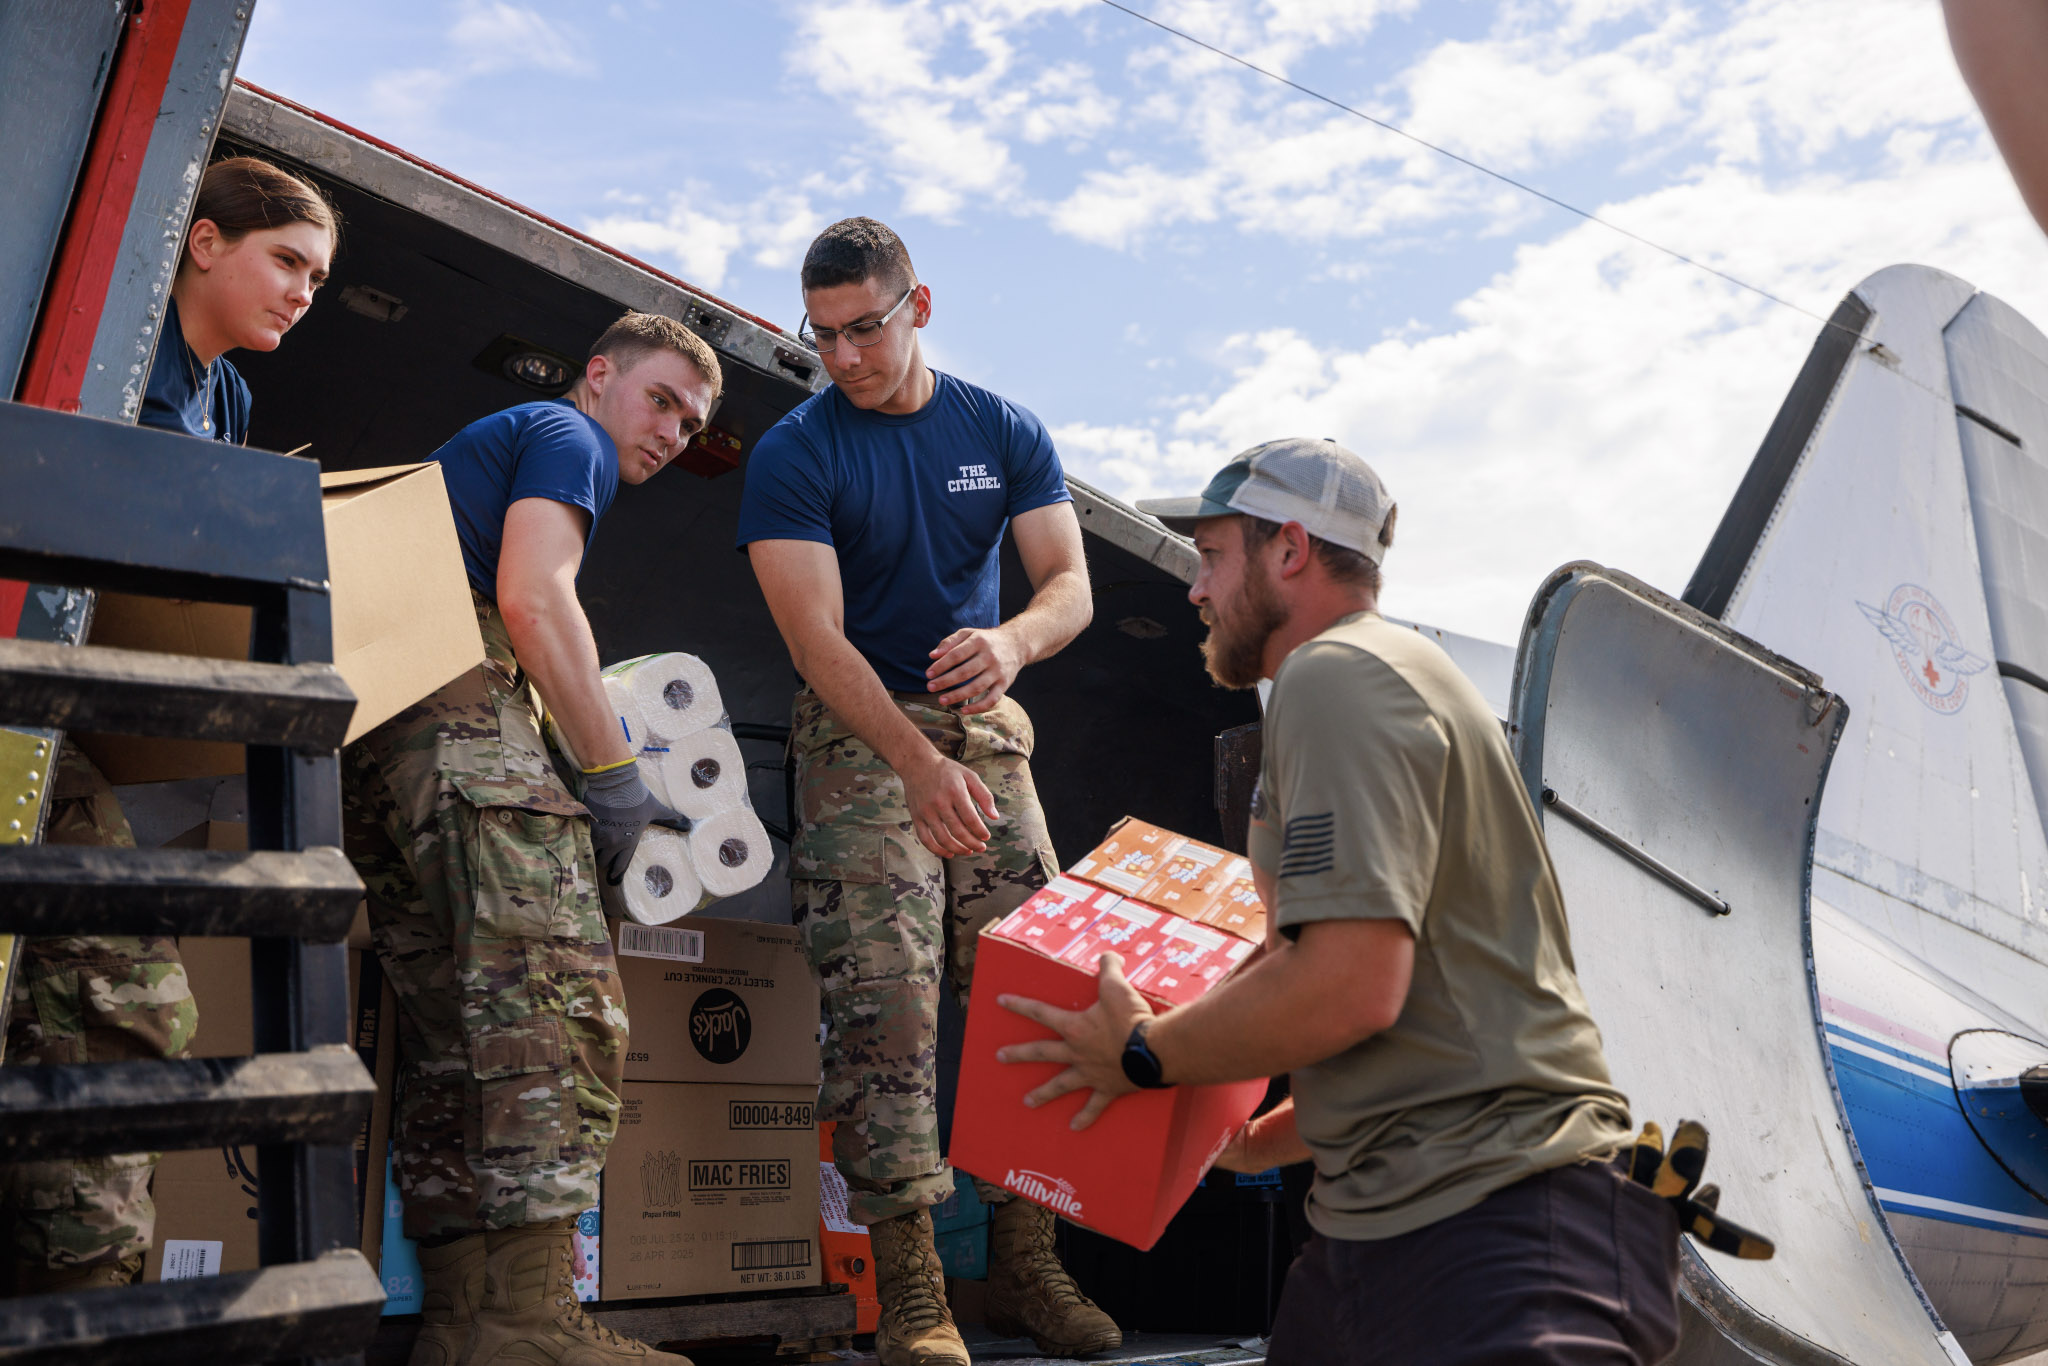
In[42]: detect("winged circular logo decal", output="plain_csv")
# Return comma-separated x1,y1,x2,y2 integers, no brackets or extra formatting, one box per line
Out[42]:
1856,585,1989,715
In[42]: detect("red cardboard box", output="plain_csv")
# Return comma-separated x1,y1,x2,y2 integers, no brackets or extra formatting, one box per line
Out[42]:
954,815,1272,1249
952,932,1267,1250
1053,896,1169,972
1126,918,1258,1007
994,876,1118,961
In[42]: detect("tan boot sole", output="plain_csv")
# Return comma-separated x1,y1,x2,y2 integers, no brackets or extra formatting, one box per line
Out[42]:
874,1328,972,1366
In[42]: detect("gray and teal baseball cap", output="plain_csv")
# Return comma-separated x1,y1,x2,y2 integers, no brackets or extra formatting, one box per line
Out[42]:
1136,437,1396,564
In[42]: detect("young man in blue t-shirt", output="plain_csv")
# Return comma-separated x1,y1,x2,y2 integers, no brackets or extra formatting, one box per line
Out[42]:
343,312,717,1366
738,219,1109,1365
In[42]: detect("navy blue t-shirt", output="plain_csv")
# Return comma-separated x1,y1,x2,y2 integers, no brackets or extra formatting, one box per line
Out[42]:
434,400,620,599
735,371,1072,693
141,297,252,444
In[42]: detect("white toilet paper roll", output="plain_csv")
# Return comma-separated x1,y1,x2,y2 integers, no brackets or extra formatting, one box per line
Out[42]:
600,675,654,754
688,806,773,901
655,728,748,821
621,826,703,925
605,654,723,744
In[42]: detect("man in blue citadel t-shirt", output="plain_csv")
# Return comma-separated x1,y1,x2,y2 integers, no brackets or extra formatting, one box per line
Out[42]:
342,313,717,1366
737,219,1109,1365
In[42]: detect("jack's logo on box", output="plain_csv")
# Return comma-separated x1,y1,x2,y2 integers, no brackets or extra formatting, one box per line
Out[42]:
690,988,751,1064
1004,1168,1083,1218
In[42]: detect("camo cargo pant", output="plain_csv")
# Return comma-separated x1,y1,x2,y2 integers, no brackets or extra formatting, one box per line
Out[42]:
0,742,198,1270
789,688,1058,1225
340,591,628,1242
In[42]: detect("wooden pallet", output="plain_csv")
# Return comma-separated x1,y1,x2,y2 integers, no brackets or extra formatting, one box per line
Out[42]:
369,1287,857,1363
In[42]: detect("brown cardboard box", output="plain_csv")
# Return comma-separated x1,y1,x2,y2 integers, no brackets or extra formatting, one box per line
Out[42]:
79,462,483,783
74,596,249,782
320,463,483,744
143,940,371,1282
613,919,820,1086
598,1082,819,1301
143,1145,261,1281
1063,817,1267,943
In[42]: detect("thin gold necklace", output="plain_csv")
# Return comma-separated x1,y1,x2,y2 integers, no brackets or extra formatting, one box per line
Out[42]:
181,333,215,433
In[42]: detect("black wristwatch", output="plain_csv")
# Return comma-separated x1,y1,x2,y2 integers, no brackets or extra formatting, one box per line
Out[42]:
1120,1021,1169,1090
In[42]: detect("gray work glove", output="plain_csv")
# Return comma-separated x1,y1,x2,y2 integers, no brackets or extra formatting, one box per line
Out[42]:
580,761,690,916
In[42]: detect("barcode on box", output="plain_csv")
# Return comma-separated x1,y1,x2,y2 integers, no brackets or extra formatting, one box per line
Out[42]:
731,1238,812,1271
617,922,704,962
160,1239,222,1280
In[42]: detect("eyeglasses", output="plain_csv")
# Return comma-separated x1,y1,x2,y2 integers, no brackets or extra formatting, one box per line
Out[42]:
798,287,915,353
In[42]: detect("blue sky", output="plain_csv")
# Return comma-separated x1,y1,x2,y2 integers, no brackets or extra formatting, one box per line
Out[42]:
241,0,2046,643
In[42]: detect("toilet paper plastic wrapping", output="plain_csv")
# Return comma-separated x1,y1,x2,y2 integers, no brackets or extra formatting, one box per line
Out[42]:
688,806,773,901
650,727,748,821
542,687,645,776
603,653,723,744
620,826,704,926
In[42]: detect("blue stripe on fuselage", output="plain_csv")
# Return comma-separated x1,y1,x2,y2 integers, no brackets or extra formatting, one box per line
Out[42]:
1828,1039,2048,1234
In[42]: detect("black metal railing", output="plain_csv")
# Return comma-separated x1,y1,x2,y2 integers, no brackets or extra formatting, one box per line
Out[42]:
0,400,383,1363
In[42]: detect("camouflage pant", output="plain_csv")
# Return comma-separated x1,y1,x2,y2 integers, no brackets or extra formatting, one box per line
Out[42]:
341,593,628,1242
789,689,1058,1225
0,742,197,1270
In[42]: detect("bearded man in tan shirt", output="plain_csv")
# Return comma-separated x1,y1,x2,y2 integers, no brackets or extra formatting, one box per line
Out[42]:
997,439,1681,1365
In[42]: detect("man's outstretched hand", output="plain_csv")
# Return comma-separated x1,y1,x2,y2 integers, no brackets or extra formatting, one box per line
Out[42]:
997,953,1158,1131
928,625,1027,714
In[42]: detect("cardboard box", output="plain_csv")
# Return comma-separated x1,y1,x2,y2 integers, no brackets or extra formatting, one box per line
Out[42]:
598,1081,820,1301
1126,917,1259,1008
951,933,1266,1251
816,1122,879,1334
143,1145,261,1282
991,875,1120,961
320,464,483,745
613,919,820,1086
1054,896,1171,974
1200,859,1266,941
74,596,250,782
951,816,1270,1251
145,940,368,1282
1065,818,1267,942
79,462,483,782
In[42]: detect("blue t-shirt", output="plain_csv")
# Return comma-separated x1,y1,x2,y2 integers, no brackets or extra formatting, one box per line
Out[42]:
735,370,1073,693
140,297,252,444
434,400,620,599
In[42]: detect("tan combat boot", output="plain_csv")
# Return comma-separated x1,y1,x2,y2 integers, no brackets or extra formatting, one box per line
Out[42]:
469,1218,693,1366
13,1252,143,1295
410,1233,485,1366
984,1199,1121,1357
868,1208,970,1366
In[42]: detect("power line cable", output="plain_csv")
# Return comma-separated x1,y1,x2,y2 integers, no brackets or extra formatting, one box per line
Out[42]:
1094,0,1838,331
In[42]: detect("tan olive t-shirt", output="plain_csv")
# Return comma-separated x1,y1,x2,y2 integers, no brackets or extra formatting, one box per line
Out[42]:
1248,611,1630,1241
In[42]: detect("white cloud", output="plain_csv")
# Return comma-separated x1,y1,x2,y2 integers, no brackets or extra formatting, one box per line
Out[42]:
1058,142,2048,642
773,0,1984,255
582,184,833,290
364,0,595,135
448,0,595,76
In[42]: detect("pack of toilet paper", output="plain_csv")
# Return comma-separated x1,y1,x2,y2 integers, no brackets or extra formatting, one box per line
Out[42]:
544,653,775,926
